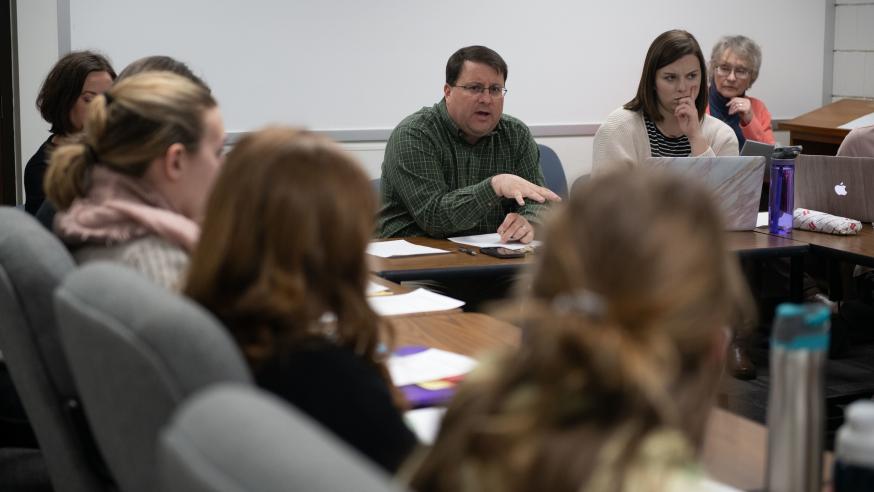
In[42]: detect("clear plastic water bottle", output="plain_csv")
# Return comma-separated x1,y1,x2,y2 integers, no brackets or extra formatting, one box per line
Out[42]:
768,146,803,235
765,302,830,492
833,400,874,491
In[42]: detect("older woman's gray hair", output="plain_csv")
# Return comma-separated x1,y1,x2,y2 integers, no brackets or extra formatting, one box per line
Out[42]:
710,35,763,85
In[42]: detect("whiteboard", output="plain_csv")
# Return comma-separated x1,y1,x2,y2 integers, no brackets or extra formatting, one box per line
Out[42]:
68,0,826,135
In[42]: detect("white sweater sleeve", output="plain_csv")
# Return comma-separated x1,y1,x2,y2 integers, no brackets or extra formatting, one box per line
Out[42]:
592,108,644,174
701,115,740,157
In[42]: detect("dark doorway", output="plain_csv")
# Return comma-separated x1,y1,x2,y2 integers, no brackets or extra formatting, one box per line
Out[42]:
0,0,16,205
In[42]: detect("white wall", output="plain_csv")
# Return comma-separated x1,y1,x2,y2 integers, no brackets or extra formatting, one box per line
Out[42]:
15,0,58,199
13,1,827,201
65,0,826,132
833,0,874,99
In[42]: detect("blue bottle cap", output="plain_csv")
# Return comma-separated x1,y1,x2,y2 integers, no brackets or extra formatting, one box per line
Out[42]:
775,303,830,325
772,302,830,349
775,303,805,318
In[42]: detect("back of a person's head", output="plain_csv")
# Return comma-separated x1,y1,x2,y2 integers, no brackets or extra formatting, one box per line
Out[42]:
117,55,210,91
411,169,753,492
185,127,382,367
44,71,216,210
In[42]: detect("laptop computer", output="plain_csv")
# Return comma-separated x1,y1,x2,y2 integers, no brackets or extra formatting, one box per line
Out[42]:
795,155,874,222
644,156,767,230
741,139,776,168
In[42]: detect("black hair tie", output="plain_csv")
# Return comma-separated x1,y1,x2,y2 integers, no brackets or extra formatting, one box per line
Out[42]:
85,144,99,164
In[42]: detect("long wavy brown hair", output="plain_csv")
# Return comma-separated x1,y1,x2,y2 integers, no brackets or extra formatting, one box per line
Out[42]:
184,127,394,388
410,168,755,492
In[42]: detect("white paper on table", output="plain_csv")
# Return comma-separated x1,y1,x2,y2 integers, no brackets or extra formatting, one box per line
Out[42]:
839,111,874,130
756,211,768,227
700,478,742,492
405,407,446,444
366,240,450,258
448,233,541,251
367,281,391,295
368,288,464,316
388,348,476,386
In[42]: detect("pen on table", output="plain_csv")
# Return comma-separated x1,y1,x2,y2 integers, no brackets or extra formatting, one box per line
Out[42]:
368,289,394,297
457,247,477,256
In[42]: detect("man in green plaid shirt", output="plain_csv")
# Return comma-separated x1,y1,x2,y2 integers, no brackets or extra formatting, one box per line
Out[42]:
377,46,561,242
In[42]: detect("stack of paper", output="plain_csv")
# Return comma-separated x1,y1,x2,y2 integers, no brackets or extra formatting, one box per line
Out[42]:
389,347,476,386
366,281,391,296
389,347,477,408
756,211,768,228
448,233,541,251
839,112,874,130
405,407,446,444
367,240,449,258
367,288,464,316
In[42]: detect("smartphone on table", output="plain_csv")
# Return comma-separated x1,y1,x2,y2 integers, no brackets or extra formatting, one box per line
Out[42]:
479,247,525,259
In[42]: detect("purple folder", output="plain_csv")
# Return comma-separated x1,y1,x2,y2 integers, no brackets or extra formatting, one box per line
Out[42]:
394,346,462,409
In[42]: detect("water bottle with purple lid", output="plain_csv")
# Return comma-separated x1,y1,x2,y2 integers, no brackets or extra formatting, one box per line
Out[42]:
768,146,802,235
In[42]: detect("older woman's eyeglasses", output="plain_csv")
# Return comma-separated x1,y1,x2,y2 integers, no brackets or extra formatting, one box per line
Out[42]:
453,84,508,98
715,64,751,80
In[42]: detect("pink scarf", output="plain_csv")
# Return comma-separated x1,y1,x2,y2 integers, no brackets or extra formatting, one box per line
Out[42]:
54,166,199,252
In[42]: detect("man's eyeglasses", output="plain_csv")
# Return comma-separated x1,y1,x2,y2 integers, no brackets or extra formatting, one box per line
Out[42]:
714,64,751,80
453,84,508,98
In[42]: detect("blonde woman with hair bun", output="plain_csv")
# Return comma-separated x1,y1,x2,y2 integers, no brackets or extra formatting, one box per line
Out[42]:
409,169,755,492
45,71,225,291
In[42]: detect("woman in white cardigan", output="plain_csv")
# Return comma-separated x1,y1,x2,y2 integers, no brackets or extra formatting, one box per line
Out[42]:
593,30,737,173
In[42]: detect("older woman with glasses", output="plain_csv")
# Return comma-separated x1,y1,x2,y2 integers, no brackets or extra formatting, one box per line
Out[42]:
707,35,774,148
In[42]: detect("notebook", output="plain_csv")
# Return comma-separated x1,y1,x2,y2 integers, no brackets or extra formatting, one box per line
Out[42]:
741,139,776,168
644,156,767,231
795,155,874,222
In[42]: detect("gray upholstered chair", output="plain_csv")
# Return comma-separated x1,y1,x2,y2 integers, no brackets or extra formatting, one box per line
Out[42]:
570,173,591,197
158,383,403,492
54,262,253,492
0,207,112,492
537,143,568,199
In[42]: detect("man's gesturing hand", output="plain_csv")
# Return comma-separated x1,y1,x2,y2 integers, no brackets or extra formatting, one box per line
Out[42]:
491,174,561,206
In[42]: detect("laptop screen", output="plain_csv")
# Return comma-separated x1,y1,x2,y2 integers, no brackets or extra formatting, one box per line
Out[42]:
644,156,766,230
795,155,874,222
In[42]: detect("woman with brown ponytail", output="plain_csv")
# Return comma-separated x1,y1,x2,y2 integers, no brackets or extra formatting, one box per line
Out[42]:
184,127,417,473
409,169,755,492
44,71,225,291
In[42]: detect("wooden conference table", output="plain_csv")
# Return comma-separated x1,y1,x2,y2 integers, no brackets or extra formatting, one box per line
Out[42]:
388,308,831,491
372,228,867,489
370,232,810,300
757,226,874,301
785,226,874,268
371,233,807,277
779,98,874,156
368,237,528,282
374,228,874,301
